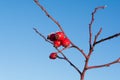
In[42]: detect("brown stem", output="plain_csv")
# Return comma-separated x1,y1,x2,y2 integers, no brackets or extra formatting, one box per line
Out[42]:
34,0,87,59
81,58,88,80
81,6,106,80
34,0,64,33
80,58,120,80
87,58,120,70
93,28,102,46
81,73,85,80
71,44,87,59
88,6,106,58
33,27,82,75
89,6,106,50
55,48,82,75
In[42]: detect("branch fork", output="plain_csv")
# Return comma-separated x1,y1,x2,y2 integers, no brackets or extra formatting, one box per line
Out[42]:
33,1,120,80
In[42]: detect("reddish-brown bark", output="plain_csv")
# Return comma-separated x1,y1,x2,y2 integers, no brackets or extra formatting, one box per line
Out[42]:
33,0,120,80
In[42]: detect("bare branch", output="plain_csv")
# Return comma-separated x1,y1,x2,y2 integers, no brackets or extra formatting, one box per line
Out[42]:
34,0,87,59
33,1,120,79
80,6,107,80
33,0,64,33
71,45,87,58
87,58,120,70
93,28,102,47
33,27,82,75
55,47,82,75
89,6,106,49
33,28,53,44
87,6,106,58
94,32,120,46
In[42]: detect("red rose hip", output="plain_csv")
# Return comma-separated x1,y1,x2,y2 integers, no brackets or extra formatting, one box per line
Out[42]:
61,38,71,47
53,40,61,47
47,33,56,41
49,52,57,59
55,31,65,41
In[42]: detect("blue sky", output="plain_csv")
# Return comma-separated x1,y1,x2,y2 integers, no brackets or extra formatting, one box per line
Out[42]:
0,0,120,80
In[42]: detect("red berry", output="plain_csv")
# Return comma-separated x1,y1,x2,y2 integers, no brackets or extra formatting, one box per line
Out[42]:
49,52,57,59
61,38,71,47
55,31,65,41
47,33,56,41
53,40,61,47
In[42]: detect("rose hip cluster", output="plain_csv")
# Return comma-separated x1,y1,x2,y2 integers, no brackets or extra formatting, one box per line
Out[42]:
47,31,71,60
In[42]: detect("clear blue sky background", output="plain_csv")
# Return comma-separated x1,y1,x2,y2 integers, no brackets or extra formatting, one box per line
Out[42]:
0,0,120,80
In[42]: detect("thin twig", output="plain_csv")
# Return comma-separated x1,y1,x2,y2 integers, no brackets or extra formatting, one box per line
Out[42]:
93,28,102,47
87,58,120,70
89,6,106,50
55,47,82,75
33,28,53,44
93,32,120,46
71,45,87,58
88,6,106,57
34,0,64,33
57,55,65,59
